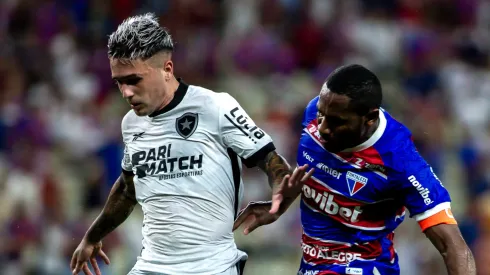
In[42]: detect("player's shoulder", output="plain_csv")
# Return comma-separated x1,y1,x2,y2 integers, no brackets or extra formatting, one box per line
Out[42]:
377,110,424,171
121,110,145,134
380,110,414,151
187,84,236,109
122,110,137,129
302,96,319,127
305,96,319,114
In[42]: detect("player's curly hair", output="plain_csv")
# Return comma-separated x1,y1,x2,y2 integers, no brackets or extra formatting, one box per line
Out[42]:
325,64,382,116
107,13,174,60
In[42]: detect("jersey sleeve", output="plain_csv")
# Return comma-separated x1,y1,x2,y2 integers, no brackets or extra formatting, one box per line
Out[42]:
121,144,133,172
120,112,133,172
393,139,457,231
218,93,275,168
302,96,320,128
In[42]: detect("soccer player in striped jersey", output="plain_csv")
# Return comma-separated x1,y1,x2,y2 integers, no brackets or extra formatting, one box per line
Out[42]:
234,65,476,275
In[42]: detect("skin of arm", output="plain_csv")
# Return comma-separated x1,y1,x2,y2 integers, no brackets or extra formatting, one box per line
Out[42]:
256,151,299,214
84,170,137,243
424,224,476,275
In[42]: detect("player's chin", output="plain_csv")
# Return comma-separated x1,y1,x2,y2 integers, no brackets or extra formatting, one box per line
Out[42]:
132,105,149,116
134,108,150,116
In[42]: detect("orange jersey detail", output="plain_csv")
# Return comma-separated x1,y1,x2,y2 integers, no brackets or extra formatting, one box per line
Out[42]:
418,208,457,231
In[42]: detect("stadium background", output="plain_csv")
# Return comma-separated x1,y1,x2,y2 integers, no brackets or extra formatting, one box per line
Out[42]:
1,0,489,274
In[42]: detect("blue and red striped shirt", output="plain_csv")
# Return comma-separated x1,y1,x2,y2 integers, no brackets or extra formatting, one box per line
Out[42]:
296,96,456,275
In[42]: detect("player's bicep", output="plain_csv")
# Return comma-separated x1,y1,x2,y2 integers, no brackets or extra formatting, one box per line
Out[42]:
395,144,456,231
399,169,456,230
218,93,275,167
121,169,136,202
424,224,466,255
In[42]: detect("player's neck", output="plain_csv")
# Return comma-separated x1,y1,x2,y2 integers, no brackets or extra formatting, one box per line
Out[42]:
156,77,180,112
360,118,380,144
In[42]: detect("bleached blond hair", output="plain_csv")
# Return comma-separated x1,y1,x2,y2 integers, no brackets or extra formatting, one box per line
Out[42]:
108,13,173,60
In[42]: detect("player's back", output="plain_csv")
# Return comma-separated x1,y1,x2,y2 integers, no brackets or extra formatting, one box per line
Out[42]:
296,97,454,275
121,80,275,274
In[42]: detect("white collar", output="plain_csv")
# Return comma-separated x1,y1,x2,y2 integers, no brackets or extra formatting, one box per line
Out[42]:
341,109,387,153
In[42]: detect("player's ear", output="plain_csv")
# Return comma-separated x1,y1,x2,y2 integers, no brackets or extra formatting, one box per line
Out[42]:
164,60,173,73
365,109,379,126
163,60,173,81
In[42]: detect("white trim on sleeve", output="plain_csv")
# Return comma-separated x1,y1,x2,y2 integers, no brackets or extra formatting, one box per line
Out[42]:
413,202,451,222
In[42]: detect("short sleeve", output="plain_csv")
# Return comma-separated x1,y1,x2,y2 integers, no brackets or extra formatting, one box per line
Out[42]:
121,144,133,172
120,112,134,172
393,140,456,231
218,93,275,168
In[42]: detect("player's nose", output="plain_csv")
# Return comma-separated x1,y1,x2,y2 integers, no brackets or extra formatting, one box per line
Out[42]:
318,118,331,135
120,85,134,98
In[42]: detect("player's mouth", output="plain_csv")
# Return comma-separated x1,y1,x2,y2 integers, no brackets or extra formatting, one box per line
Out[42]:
131,103,142,109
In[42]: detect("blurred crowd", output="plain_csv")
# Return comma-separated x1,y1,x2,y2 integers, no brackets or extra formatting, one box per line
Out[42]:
1,0,490,274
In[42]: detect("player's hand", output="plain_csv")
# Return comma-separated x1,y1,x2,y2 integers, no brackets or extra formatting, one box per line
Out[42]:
233,201,278,235
270,164,314,215
70,239,110,275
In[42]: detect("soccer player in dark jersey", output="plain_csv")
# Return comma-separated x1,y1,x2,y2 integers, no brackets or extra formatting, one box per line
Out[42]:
234,65,476,275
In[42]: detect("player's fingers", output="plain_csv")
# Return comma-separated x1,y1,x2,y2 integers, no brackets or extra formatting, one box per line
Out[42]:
289,165,307,185
72,260,84,275
301,168,315,182
279,174,290,187
70,254,77,270
269,193,283,215
233,207,252,231
82,262,94,275
90,257,101,275
288,165,307,187
98,249,111,265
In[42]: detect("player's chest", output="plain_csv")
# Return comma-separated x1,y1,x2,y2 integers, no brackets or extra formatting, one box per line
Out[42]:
128,111,218,148
126,113,218,175
297,138,389,203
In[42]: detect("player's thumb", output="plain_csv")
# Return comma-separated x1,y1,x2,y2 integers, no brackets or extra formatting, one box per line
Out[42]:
232,218,244,231
244,219,261,235
233,209,250,231
269,194,283,214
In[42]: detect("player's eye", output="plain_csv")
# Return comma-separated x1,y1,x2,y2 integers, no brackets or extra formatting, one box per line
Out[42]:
126,78,141,85
113,78,141,86
327,117,345,127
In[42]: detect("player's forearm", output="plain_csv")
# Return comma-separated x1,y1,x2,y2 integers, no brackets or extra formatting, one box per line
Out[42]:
425,224,476,275
257,151,292,189
85,172,137,243
443,246,476,275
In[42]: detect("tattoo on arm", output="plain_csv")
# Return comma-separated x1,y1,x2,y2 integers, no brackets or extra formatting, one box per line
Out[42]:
425,224,476,275
257,151,291,189
85,170,137,243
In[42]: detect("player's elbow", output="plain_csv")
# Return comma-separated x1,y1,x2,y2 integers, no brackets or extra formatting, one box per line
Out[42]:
440,238,475,267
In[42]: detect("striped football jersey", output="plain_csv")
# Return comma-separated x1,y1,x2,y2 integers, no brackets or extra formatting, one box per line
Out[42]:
296,96,456,275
